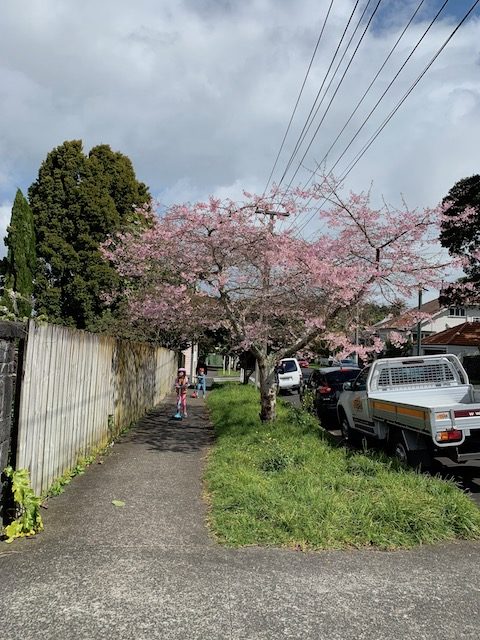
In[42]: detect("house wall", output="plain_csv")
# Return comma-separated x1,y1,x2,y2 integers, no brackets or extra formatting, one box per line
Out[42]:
421,306,480,334
422,344,480,359
182,343,198,382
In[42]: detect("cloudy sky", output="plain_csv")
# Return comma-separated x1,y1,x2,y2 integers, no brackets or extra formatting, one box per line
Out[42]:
1,0,479,267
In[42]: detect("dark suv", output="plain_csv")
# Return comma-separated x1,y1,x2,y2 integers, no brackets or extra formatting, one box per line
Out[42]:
304,366,360,421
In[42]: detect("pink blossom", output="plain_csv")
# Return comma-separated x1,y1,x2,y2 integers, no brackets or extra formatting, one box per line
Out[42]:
103,178,449,369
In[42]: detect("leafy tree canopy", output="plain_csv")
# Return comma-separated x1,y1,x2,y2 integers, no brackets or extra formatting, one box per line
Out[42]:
440,174,480,303
28,140,150,329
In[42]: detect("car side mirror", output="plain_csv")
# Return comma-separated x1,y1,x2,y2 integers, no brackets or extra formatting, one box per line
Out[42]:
343,381,353,391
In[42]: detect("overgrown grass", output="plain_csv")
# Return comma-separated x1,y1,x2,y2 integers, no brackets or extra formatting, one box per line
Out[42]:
205,384,480,550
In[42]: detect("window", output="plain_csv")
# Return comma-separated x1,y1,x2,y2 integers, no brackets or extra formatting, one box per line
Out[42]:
353,367,370,391
326,370,360,385
471,317,480,323
281,360,298,373
449,307,465,317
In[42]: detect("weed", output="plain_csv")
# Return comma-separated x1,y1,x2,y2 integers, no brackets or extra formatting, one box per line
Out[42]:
300,389,315,415
2,467,44,543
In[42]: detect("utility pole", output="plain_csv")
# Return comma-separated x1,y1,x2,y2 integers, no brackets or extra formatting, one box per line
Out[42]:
255,207,290,230
255,207,290,376
354,304,359,365
416,286,423,356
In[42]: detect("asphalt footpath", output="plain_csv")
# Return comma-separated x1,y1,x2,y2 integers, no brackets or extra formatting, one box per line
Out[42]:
1,393,479,640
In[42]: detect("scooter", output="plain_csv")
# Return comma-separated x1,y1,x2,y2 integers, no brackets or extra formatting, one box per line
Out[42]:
173,396,183,420
173,383,188,419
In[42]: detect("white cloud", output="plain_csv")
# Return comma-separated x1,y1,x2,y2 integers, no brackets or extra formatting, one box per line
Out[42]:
0,0,479,229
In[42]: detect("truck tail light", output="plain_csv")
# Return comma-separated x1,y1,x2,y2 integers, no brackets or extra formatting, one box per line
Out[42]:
436,430,462,443
318,385,332,394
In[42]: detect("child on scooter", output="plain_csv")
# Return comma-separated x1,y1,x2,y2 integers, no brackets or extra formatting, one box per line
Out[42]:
174,367,189,418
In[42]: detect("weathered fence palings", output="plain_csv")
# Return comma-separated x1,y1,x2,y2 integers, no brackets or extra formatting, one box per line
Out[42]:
15,320,177,496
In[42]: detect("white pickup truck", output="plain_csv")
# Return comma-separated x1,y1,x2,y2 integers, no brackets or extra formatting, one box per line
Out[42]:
337,354,480,467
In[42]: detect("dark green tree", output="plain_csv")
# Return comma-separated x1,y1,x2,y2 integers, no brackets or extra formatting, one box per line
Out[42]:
440,174,480,303
28,140,150,329
1,189,36,318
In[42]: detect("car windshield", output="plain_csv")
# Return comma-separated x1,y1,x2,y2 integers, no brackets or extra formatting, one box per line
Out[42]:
281,361,297,373
326,370,359,384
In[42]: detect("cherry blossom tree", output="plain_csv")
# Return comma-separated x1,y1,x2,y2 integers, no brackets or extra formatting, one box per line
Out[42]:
103,179,445,421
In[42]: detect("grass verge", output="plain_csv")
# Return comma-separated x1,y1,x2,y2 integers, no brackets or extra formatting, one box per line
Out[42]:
205,384,480,550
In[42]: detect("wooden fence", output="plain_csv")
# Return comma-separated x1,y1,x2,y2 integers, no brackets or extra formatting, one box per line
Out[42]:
16,321,177,496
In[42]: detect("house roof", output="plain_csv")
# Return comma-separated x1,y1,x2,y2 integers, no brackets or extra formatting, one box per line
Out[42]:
374,298,441,330
422,322,480,346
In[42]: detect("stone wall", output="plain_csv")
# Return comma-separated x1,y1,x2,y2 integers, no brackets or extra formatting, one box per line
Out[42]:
0,322,25,525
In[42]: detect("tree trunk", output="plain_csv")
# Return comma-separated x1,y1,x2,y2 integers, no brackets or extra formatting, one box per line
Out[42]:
257,358,277,422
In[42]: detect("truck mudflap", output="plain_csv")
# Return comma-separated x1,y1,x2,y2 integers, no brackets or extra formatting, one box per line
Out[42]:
450,431,480,463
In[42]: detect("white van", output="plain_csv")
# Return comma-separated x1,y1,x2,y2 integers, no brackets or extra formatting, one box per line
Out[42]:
276,358,303,393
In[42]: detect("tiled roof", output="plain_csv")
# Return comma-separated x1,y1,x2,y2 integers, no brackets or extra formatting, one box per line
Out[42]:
422,322,480,346
374,298,441,330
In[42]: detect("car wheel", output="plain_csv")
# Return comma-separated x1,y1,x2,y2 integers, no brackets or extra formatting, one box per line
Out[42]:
340,413,349,439
390,432,433,470
339,412,354,441
392,436,409,465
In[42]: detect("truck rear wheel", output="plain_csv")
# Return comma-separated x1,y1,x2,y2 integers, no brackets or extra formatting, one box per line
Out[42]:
391,431,433,470
392,437,409,465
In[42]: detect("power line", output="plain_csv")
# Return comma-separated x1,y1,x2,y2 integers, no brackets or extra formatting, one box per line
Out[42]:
281,0,384,197
295,0,474,239
298,0,429,196
304,0,450,196
339,0,480,191
274,0,364,193
295,0,480,241
262,0,336,196
286,0,446,235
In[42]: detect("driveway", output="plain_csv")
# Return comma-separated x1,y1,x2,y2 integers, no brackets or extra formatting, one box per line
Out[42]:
1,395,479,639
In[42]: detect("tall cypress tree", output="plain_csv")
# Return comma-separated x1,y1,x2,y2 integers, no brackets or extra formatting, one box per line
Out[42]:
28,140,150,329
1,189,36,318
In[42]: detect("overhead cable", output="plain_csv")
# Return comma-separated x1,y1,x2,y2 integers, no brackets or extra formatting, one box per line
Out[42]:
277,0,368,186
292,0,478,240
262,0,336,196
280,0,384,197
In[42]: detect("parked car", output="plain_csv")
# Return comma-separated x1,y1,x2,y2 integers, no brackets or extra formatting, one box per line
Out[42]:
304,366,360,421
276,358,303,394
330,358,357,367
298,358,309,368
337,354,480,467
338,358,357,366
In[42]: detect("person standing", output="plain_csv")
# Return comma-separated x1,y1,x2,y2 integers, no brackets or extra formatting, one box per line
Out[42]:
196,360,208,398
